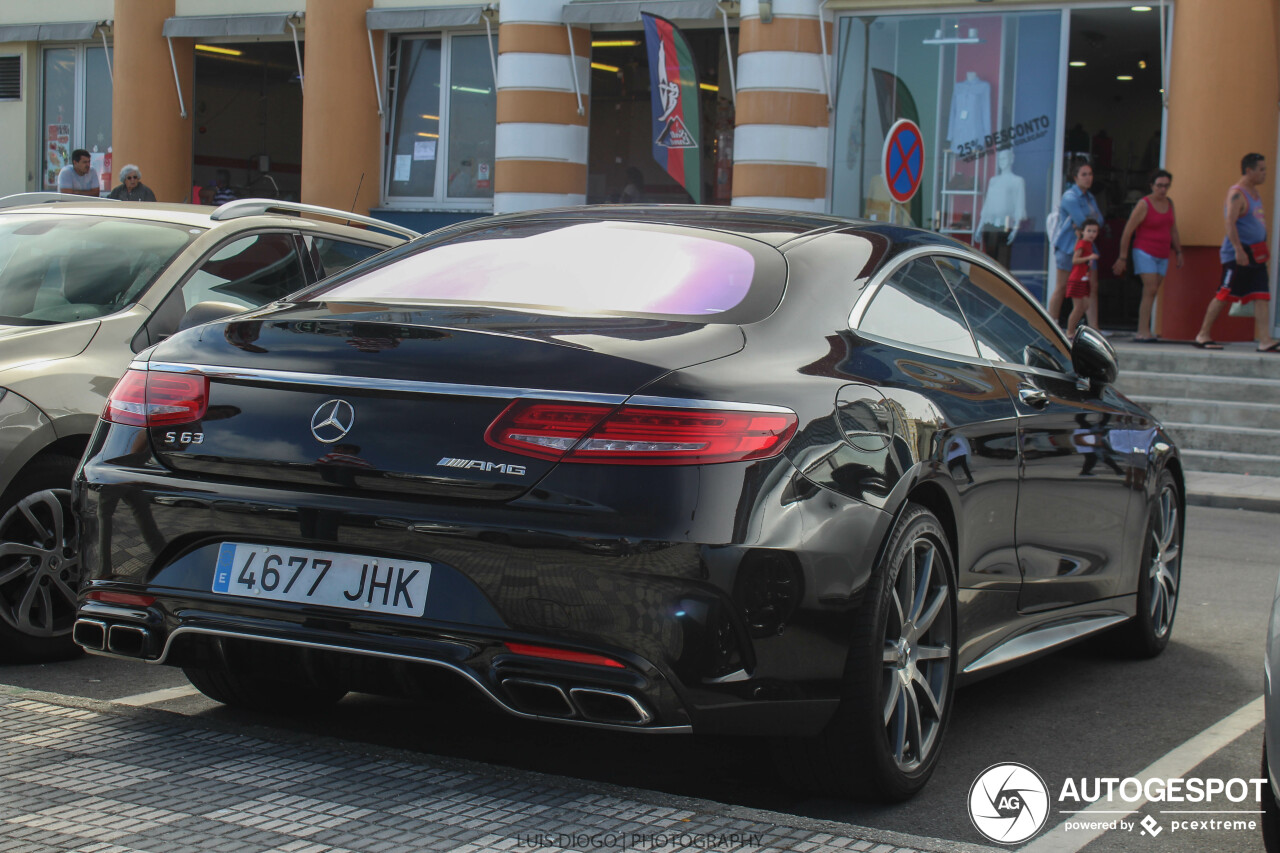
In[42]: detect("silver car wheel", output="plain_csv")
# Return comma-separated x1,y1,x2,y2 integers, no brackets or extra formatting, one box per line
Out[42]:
0,489,80,639
881,536,953,774
1148,481,1181,640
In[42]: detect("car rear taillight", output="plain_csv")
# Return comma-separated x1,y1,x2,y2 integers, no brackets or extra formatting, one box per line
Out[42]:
485,400,797,465
104,369,209,427
86,590,157,607
503,642,626,669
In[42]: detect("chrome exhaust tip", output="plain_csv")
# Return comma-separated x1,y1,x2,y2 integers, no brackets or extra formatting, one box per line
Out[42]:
500,678,575,717
73,619,107,651
569,687,653,725
106,624,151,658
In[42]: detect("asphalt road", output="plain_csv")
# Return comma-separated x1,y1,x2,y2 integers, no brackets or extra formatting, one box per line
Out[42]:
2,504,1273,852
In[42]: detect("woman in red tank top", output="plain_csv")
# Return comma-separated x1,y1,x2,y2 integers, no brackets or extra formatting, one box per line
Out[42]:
1114,169,1183,341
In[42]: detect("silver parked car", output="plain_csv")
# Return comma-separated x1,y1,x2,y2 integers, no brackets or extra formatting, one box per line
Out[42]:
0,194,413,662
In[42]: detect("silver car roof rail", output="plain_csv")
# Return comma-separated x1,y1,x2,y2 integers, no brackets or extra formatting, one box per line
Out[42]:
0,192,117,209
210,199,420,240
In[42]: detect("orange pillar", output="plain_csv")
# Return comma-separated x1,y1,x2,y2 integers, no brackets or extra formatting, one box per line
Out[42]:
1159,0,1279,341
112,0,193,204
300,0,382,216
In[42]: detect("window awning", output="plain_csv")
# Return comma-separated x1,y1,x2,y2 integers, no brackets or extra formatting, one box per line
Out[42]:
0,21,105,42
366,6,485,30
161,13,302,38
561,0,721,24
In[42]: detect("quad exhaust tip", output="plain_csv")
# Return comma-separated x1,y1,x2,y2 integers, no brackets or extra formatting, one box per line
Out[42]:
569,687,653,726
107,624,151,657
72,619,107,651
501,678,575,717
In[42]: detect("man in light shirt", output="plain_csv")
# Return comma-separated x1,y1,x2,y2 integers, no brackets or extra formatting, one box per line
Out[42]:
57,149,100,196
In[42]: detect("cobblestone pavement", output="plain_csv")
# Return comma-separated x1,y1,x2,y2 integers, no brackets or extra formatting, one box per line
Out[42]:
0,687,996,853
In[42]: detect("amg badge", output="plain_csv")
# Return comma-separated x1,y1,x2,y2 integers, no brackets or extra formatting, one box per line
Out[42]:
437,457,527,476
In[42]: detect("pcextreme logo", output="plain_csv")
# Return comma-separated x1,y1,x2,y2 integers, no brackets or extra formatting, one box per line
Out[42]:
969,763,1051,844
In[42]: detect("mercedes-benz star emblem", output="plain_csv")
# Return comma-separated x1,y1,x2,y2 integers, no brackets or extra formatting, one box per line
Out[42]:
310,399,356,444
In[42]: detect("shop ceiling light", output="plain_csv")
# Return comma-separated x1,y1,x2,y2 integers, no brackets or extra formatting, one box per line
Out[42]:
1069,61,1087,67
1131,5,1153,11
416,132,439,138
591,62,620,73
195,44,243,56
451,86,492,95
923,27,982,45
1139,59,1147,69
699,82,719,92
1116,75,1134,81
591,40,639,48
420,114,439,121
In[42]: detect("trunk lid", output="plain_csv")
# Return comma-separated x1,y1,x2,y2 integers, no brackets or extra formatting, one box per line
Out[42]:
146,303,743,501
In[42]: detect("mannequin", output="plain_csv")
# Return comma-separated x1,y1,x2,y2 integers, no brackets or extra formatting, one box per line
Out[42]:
977,148,1026,267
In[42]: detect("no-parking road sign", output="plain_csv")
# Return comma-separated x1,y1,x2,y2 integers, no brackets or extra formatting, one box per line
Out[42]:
882,119,925,204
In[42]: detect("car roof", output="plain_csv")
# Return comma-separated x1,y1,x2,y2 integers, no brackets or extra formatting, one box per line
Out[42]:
0,200,404,245
422,204,976,252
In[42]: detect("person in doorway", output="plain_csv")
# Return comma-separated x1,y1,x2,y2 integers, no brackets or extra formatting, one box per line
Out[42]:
1049,158,1105,331
57,149,100,196
212,170,238,205
1113,169,1182,341
1065,219,1101,339
1193,153,1280,352
107,164,157,202
620,167,644,204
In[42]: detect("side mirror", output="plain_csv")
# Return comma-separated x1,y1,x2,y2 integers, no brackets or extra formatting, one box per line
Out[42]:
177,301,249,333
1071,325,1118,386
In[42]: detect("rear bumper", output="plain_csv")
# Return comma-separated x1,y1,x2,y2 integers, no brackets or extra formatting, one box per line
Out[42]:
75,440,891,736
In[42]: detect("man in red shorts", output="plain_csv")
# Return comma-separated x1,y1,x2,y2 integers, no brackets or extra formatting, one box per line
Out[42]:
1194,153,1280,351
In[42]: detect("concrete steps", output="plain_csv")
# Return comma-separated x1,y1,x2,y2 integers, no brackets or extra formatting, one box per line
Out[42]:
1113,341,1280,477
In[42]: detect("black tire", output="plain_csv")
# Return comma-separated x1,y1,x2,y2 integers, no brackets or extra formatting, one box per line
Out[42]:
184,664,348,713
1264,744,1280,853
774,503,957,801
1114,468,1181,658
0,457,82,664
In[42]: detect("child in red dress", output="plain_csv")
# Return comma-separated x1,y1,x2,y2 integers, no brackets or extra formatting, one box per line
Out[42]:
1066,219,1100,338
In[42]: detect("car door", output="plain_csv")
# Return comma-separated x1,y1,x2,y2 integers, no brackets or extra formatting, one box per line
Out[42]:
937,254,1138,612
847,253,1023,593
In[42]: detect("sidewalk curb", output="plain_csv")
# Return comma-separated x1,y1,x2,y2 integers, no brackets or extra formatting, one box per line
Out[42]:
0,683,1001,853
1186,490,1280,514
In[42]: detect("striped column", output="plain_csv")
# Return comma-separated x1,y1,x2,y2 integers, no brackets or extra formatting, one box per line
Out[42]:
494,0,590,213
732,0,831,212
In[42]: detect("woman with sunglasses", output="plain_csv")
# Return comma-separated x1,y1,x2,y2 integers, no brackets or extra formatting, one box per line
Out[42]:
1113,169,1182,342
107,164,157,202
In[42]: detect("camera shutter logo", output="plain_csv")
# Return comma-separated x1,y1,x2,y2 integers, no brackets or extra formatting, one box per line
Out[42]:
311,399,356,444
968,762,1050,844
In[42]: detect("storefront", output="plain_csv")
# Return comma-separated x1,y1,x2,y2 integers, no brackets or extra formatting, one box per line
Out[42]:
832,3,1166,322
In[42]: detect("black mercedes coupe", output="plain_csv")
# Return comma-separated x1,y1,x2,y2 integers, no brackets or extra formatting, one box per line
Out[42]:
73,207,1184,799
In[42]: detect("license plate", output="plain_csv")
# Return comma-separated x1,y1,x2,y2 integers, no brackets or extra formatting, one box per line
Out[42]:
212,543,431,617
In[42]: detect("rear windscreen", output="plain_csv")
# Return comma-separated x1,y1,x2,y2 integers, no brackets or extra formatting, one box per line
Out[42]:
308,221,779,321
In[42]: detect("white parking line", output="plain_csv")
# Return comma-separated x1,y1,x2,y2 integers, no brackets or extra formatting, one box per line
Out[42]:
112,685,201,707
1021,694,1265,853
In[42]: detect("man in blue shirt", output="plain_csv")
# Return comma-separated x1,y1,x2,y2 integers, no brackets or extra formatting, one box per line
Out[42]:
57,149,100,196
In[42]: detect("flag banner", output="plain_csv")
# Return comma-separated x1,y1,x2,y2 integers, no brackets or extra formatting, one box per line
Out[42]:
642,13,702,203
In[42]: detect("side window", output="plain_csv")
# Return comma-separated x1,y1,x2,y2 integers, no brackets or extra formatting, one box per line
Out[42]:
142,232,307,347
304,236,385,279
180,233,307,311
935,256,1073,374
857,257,979,358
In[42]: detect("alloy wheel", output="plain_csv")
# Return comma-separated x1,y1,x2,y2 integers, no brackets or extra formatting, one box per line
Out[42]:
0,489,80,639
1147,481,1180,640
881,535,953,773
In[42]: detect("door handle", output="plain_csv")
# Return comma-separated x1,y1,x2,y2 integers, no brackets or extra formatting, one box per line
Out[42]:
1018,386,1049,408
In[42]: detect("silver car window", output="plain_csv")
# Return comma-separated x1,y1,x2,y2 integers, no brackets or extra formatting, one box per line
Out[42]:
0,215,196,325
